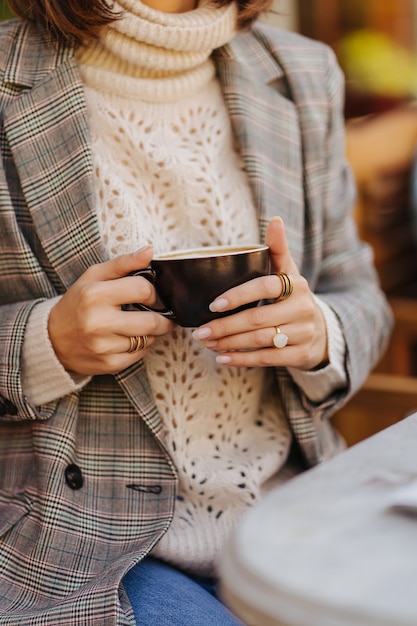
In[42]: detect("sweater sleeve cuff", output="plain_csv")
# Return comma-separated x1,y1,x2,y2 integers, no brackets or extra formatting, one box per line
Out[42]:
288,295,347,403
21,297,91,406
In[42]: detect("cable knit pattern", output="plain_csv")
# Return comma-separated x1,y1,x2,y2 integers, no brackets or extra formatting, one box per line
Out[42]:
76,0,292,575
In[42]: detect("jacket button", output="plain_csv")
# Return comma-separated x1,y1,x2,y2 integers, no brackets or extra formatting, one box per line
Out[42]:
65,464,84,490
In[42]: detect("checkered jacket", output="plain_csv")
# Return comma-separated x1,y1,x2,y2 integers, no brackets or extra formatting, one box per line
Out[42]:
0,17,392,625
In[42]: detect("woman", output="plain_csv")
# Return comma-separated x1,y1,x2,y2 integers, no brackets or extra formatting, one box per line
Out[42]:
0,0,392,624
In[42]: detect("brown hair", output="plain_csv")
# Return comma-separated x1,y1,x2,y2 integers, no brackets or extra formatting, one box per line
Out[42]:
7,0,274,46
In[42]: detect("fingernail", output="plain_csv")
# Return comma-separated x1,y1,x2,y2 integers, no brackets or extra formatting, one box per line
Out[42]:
209,298,228,312
216,354,232,364
132,245,152,257
192,327,212,340
272,216,284,224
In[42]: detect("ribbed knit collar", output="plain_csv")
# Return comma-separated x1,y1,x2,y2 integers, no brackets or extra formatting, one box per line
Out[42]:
76,0,237,100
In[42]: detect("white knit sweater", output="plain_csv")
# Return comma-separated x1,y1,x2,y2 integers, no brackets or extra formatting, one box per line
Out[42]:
21,0,347,576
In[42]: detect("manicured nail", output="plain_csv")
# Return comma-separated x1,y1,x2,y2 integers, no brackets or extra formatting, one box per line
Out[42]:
132,245,152,257
192,327,212,340
216,354,232,364
209,298,228,312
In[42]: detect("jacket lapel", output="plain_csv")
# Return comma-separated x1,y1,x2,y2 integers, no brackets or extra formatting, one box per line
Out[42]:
1,23,167,438
215,29,305,267
2,27,105,291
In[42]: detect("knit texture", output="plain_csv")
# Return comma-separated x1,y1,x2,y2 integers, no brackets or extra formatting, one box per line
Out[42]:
76,0,292,575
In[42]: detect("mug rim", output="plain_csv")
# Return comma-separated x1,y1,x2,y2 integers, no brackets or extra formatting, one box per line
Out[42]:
153,244,269,261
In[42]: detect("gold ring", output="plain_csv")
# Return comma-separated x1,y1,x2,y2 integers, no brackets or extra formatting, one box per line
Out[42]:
272,325,288,349
127,335,148,353
137,335,148,350
275,272,294,301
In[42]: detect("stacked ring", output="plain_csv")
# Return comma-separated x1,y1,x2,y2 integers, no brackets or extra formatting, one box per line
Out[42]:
275,272,294,301
127,335,148,353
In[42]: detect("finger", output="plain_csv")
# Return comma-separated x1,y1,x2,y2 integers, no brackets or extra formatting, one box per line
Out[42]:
206,272,305,319
58,303,174,360
214,345,300,368
95,333,155,359
207,276,288,315
85,246,154,282
121,333,153,356
68,312,175,375
90,274,157,309
202,323,293,353
265,216,299,275
193,303,281,345
204,218,298,316
113,310,175,339
72,341,154,376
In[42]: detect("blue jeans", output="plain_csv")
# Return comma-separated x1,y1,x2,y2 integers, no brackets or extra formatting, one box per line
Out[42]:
122,557,245,625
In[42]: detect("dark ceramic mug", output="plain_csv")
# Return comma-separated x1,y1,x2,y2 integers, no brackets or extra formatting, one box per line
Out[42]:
126,244,271,328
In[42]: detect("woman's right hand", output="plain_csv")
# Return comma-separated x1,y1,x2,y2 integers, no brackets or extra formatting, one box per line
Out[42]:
48,246,174,375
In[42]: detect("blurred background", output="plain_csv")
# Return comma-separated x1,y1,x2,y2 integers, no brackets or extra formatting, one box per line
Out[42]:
274,0,417,119
272,1,417,444
1,0,417,443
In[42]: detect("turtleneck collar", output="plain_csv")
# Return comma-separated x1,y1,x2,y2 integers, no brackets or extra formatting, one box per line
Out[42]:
77,0,237,78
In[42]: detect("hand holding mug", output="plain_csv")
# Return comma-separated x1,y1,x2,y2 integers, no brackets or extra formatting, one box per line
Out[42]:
48,246,174,375
192,217,329,371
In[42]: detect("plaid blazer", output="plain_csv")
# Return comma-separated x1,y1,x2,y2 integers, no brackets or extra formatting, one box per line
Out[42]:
0,18,392,625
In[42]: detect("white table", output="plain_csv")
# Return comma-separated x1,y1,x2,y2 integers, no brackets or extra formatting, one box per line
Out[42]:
219,413,417,626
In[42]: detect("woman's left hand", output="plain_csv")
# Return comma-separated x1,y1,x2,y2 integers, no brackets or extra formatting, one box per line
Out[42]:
192,216,329,371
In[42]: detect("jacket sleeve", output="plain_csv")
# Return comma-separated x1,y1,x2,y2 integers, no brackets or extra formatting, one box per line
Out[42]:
252,25,393,421
0,153,62,421
318,47,392,386
21,298,91,406
297,43,393,415
0,300,58,421
263,32,394,465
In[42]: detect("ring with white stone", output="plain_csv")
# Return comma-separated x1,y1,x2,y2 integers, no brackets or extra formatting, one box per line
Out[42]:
273,326,288,349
